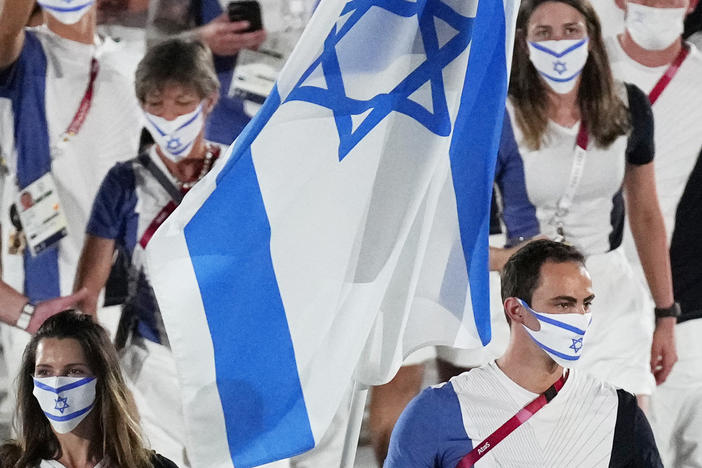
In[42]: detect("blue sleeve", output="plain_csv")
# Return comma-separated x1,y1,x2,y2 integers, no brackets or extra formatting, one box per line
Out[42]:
495,113,540,245
0,31,54,187
86,162,137,243
385,382,473,468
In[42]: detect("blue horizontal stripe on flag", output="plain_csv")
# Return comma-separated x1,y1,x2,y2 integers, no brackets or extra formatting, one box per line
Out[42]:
43,402,94,422
447,0,507,346
33,377,95,394
184,88,315,467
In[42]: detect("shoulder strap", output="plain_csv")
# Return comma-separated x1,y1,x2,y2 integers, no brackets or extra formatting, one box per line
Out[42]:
136,151,183,204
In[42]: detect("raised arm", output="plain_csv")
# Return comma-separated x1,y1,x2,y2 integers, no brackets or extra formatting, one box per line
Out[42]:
0,0,33,69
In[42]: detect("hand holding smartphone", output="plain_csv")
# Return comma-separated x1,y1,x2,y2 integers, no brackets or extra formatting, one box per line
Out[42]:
227,0,263,32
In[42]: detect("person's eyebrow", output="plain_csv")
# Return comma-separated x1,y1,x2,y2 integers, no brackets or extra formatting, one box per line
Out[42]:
549,295,577,303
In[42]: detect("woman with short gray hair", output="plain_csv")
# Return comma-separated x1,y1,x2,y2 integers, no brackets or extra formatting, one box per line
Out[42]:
72,37,226,466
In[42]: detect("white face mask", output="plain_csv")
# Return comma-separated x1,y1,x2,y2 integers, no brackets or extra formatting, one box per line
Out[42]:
33,376,97,434
143,102,205,163
527,38,589,94
625,3,685,51
37,0,95,25
518,299,592,368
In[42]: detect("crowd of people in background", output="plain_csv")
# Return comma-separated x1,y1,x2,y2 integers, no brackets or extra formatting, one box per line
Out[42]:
0,0,701,466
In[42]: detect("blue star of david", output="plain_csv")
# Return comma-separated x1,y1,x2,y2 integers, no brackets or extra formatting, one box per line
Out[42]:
167,137,182,151
569,337,583,354
54,396,70,414
285,0,474,160
553,60,567,75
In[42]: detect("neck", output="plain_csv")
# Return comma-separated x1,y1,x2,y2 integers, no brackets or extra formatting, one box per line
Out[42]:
158,137,209,182
44,10,97,45
618,31,683,68
546,85,580,127
496,332,563,394
54,420,100,468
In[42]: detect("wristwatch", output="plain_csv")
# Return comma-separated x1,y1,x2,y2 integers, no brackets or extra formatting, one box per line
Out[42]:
654,302,681,320
15,302,36,331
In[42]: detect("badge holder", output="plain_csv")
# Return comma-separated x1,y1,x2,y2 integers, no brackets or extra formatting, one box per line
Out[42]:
15,173,69,257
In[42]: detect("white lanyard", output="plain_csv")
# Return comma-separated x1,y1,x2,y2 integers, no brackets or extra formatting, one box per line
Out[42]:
550,124,589,243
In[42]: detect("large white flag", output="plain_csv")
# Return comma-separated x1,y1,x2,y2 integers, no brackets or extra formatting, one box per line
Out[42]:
146,0,519,466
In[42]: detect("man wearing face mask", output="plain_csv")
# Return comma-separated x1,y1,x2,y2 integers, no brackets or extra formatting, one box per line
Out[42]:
606,0,702,466
0,0,141,424
385,240,663,468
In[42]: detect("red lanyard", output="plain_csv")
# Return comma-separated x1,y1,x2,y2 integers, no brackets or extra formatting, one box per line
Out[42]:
62,57,99,139
648,44,689,106
456,372,569,468
139,200,179,249
576,122,588,150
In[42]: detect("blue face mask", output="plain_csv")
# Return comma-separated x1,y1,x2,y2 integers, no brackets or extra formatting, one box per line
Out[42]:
518,299,592,367
527,38,589,94
37,0,95,25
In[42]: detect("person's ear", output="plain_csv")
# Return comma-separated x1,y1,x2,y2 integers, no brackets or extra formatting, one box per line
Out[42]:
504,297,526,324
203,93,219,114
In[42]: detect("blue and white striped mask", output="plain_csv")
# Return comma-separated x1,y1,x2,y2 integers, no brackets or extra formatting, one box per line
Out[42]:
518,299,592,368
37,0,95,25
143,103,205,163
527,38,589,94
33,376,97,434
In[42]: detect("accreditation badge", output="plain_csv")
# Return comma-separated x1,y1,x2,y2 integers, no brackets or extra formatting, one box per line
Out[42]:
15,173,68,256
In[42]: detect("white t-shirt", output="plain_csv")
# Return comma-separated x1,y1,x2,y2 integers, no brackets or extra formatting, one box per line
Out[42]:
0,25,141,297
39,460,107,468
607,38,702,245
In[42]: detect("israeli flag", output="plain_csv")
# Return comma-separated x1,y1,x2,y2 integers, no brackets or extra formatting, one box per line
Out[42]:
146,0,519,466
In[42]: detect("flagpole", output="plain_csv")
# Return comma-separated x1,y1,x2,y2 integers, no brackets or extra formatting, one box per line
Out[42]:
339,381,369,468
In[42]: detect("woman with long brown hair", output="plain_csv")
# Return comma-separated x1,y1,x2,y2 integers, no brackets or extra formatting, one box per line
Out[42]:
504,0,677,404
0,311,177,468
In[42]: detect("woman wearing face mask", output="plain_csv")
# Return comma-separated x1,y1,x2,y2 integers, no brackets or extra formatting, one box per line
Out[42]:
0,311,177,468
71,38,224,466
504,0,677,405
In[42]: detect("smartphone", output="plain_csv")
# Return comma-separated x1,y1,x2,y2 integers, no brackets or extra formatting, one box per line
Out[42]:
227,1,263,32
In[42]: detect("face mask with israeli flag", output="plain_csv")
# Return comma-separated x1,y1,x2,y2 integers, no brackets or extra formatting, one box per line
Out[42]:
33,376,97,434
518,299,592,368
37,0,95,25
527,38,589,94
143,103,205,163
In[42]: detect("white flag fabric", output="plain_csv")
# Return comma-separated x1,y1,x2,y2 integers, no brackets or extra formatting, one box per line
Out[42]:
146,0,519,466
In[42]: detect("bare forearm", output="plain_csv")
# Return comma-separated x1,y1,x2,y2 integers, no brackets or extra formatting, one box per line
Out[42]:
0,280,27,327
73,235,116,316
628,208,674,309
0,0,32,68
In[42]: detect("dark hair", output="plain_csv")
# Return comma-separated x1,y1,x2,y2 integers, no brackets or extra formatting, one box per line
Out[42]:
501,240,586,307
1,311,153,468
509,0,630,150
135,38,219,103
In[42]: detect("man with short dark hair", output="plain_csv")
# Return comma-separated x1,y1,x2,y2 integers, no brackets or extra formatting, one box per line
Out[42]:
385,240,662,468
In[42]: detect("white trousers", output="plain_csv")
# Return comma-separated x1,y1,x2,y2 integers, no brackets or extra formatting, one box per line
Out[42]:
649,319,702,468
